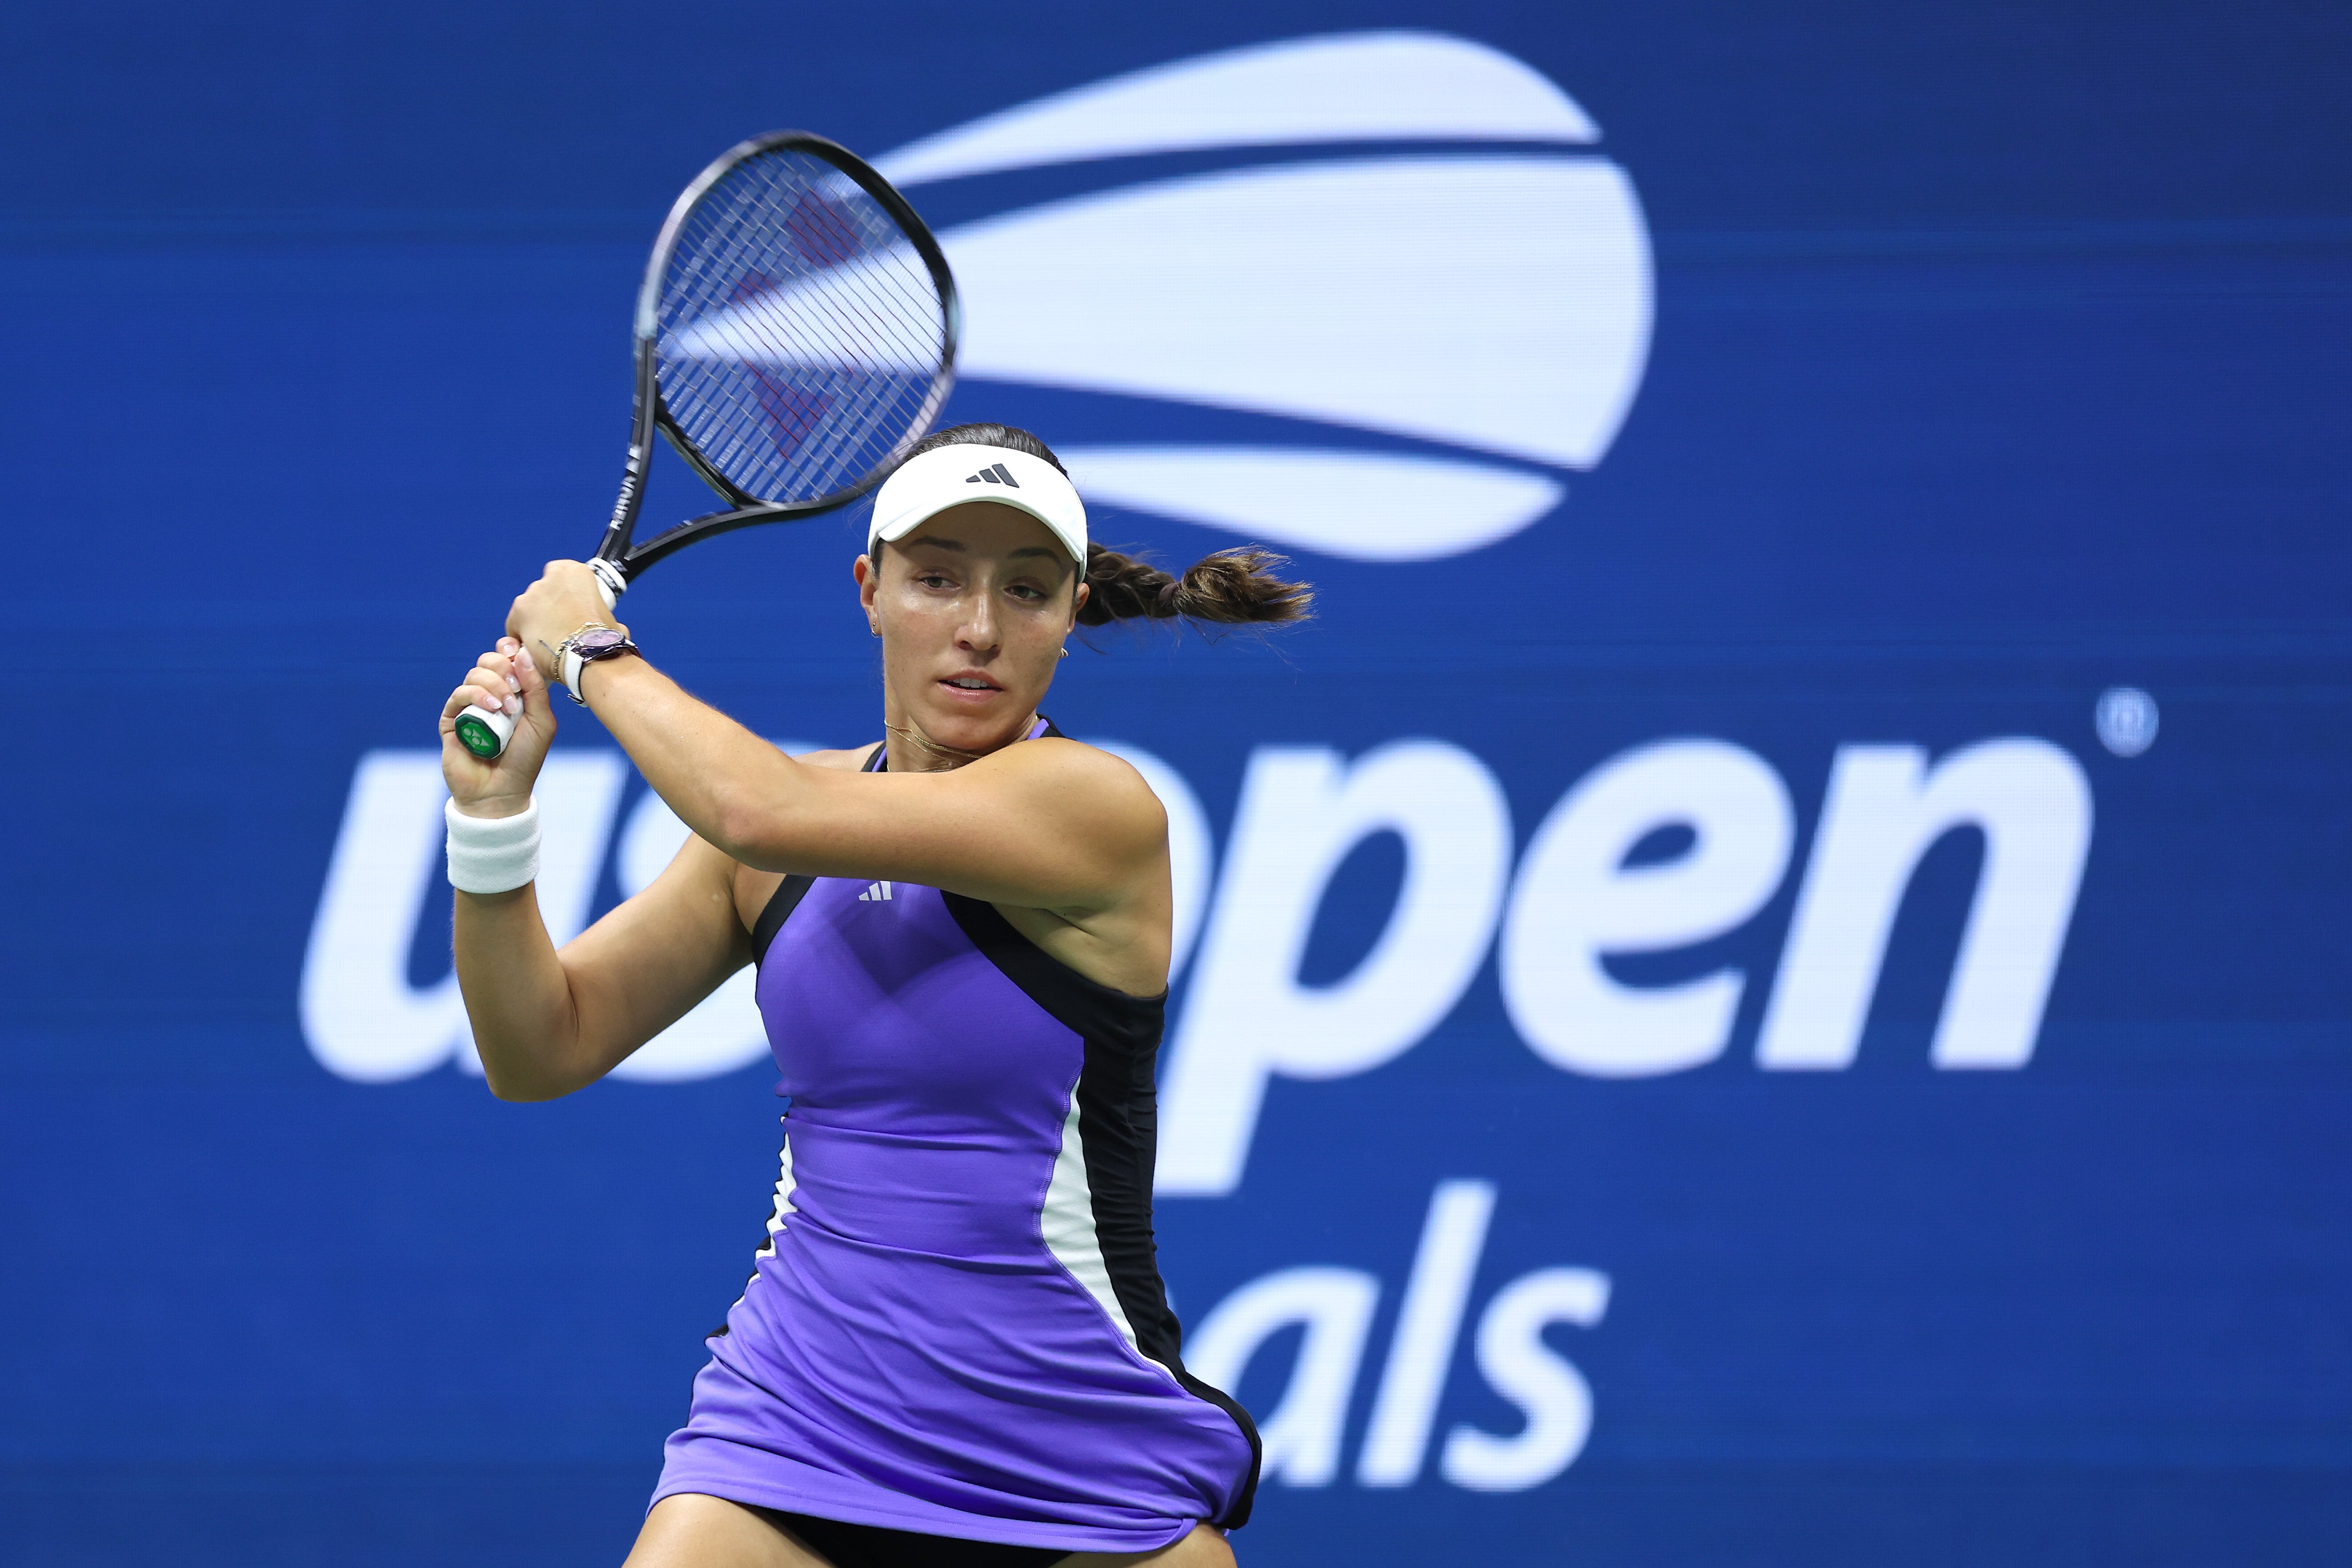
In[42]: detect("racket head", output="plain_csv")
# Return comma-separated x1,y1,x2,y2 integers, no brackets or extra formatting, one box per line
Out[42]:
610,132,958,577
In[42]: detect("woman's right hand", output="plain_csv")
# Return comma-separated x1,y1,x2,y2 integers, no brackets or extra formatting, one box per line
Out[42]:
440,637,558,816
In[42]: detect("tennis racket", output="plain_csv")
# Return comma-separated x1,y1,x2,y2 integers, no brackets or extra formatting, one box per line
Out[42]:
455,130,959,759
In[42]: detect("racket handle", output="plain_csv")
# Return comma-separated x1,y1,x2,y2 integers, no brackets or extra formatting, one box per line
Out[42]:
454,562,623,760
590,558,626,610
454,702,516,760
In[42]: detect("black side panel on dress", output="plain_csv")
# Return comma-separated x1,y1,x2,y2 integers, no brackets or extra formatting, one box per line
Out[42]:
749,875,813,966
750,742,886,965
941,890,1264,1530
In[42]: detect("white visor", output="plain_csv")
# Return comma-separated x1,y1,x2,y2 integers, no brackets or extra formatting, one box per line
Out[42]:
867,444,1088,569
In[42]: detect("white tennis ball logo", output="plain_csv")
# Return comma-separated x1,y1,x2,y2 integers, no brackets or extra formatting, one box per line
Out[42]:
871,31,1654,562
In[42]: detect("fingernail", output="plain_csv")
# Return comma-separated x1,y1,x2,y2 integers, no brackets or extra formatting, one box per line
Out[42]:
516,649,536,672
505,671,520,692
504,695,521,717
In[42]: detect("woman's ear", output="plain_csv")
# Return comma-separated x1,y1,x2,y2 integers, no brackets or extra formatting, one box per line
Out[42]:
1070,578,1090,626
855,552,882,635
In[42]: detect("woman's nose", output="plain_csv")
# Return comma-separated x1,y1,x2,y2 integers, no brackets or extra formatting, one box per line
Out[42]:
957,590,999,650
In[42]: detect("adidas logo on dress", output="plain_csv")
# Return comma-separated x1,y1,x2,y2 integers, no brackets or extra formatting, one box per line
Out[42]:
858,881,894,902
964,463,1020,487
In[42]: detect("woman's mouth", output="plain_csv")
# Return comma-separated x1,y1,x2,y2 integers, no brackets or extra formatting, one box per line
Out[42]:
938,674,1002,702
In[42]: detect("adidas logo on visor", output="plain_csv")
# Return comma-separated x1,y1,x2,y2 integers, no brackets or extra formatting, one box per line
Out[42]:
966,463,1021,487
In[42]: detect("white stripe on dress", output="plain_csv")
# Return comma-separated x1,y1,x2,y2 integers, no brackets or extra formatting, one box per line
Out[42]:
756,1119,798,1258
1040,1093,1141,1354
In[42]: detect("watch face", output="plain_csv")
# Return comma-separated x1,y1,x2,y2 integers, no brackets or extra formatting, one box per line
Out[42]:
573,629,628,657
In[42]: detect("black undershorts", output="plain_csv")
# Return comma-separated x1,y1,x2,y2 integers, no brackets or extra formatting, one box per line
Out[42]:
768,1509,1073,1568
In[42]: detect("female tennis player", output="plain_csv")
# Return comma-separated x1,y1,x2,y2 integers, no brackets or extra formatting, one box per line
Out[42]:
439,424,1309,1568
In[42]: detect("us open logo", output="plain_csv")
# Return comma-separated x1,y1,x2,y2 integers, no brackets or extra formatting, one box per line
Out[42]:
297,38,2098,1498
875,30,1654,561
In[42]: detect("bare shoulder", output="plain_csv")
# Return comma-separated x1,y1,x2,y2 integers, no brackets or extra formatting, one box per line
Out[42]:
790,742,882,773
982,736,1167,841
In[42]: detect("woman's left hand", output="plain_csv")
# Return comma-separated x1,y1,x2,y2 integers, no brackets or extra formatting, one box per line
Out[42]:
505,560,629,693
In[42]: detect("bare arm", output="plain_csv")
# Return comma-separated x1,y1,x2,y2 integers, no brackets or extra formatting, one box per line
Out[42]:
439,637,749,1101
455,832,749,1102
579,655,1165,912
494,559,1163,914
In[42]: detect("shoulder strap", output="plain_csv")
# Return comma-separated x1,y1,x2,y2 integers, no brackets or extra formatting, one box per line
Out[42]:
749,741,887,964
749,874,812,966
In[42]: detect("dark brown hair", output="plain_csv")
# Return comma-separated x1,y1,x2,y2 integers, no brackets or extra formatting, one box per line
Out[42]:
898,423,1313,629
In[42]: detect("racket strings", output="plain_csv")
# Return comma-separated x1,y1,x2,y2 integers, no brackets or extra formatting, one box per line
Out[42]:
654,148,949,506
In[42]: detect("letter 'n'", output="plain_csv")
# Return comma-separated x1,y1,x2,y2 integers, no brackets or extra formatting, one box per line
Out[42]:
1757,739,2092,1070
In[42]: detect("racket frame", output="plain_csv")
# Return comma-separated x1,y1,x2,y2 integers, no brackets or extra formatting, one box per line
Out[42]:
592,129,961,589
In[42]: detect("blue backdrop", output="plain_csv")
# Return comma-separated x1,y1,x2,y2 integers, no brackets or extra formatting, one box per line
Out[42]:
4,3,2351,1564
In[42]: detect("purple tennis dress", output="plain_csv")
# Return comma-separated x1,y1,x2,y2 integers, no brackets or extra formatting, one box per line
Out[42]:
652,735,1259,1554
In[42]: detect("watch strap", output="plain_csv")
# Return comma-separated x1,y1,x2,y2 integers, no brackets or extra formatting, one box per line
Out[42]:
558,625,637,706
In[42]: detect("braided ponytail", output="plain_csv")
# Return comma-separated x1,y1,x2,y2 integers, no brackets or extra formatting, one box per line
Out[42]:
899,422,1314,630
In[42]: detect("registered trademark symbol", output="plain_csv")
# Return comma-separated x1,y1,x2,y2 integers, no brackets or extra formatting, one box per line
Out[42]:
2096,686,2159,757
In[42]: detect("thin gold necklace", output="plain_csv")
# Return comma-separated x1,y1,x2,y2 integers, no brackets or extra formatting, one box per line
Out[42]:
883,713,1037,770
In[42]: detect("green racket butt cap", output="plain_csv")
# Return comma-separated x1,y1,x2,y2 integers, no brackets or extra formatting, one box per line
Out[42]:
454,707,509,759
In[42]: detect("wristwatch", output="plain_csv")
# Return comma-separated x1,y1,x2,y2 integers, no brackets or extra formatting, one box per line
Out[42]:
557,623,639,705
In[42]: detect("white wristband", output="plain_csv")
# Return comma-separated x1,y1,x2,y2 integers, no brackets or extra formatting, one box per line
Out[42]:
446,798,540,895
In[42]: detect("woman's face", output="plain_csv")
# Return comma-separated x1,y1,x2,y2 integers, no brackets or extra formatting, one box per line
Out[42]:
855,501,1087,755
